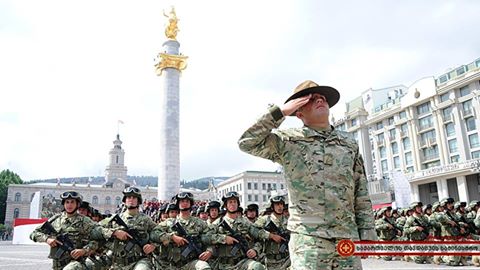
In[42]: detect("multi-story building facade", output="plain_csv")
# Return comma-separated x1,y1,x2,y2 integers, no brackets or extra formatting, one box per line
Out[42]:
334,57,480,206
215,171,287,209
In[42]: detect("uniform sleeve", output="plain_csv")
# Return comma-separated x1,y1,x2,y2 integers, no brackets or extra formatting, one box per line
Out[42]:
254,216,267,228
29,223,50,243
352,150,377,241
238,105,285,164
374,219,390,231
150,220,174,244
403,217,417,234
246,219,270,241
82,218,100,252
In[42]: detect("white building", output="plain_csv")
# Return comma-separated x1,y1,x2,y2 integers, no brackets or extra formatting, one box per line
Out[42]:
215,171,287,209
334,57,480,207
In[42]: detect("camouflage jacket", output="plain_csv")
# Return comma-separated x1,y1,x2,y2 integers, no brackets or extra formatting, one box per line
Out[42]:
404,215,430,240
95,211,157,259
30,212,99,260
150,215,222,262
238,105,376,240
211,215,269,260
255,213,289,255
375,217,397,240
436,210,464,237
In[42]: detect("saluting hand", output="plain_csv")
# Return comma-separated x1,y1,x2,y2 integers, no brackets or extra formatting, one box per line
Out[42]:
280,94,312,116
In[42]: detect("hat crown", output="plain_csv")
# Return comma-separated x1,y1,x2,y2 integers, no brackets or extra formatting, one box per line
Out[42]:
294,80,320,94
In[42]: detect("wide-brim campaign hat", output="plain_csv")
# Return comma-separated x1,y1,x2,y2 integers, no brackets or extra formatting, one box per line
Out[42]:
285,80,340,108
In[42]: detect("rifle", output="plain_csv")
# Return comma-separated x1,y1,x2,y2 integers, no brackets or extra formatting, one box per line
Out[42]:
445,212,461,236
40,219,77,260
412,218,430,240
383,218,403,238
219,219,250,256
171,221,203,258
264,220,290,253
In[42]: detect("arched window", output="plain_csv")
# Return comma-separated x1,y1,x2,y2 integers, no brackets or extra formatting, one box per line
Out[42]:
115,196,121,206
116,155,119,164
92,196,98,205
14,192,21,202
105,196,111,205
13,208,20,218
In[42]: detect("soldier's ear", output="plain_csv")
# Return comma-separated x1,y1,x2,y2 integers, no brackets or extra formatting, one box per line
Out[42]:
295,111,303,119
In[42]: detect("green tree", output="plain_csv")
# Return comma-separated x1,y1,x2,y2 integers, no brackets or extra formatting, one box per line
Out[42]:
0,169,24,224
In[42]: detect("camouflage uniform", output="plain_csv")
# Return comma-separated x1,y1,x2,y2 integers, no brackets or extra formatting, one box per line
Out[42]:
150,215,222,270
211,215,269,270
374,207,398,261
436,198,466,266
255,213,290,269
30,212,99,270
95,211,157,269
238,104,376,270
403,202,431,264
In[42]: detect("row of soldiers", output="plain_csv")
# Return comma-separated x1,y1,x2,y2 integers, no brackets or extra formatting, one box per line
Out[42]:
30,188,291,270
374,198,480,266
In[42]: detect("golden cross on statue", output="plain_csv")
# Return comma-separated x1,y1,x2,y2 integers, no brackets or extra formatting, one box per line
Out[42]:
163,7,179,40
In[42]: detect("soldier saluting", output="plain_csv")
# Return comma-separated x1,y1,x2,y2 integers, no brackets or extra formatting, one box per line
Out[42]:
30,191,99,270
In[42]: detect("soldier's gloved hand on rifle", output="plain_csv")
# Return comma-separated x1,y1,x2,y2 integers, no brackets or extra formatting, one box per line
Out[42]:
46,238,62,248
246,249,257,259
198,250,212,261
143,244,156,254
70,248,87,259
113,230,132,241
268,233,286,243
225,236,239,245
172,234,189,247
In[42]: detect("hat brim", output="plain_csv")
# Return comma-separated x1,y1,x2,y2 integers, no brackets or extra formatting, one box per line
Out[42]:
285,85,340,109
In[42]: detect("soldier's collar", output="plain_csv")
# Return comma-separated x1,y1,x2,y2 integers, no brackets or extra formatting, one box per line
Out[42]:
302,125,337,139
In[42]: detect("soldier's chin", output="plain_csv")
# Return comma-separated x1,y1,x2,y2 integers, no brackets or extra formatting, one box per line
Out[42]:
126,205,138,209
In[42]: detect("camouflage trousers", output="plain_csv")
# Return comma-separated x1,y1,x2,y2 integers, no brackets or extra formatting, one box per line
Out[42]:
212,258,265,270
155,259,211,270
264,255,290,270
110,257,153,270
289,233,362,270
60,261,87,270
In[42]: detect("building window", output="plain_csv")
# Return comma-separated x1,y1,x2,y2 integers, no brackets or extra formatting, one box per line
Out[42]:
466,117,476,132
105,196,111,205
406,166,414,173
272,183,277,190
472,151,480,159
379,147,386,159
422,160,440,169
337,123,346,131
263,195,267,202
351,118,357,127
376,122,384,130
456,66,466,76
429,182,438,193
254,195,258,202
403,137,411,151
92,196,98,205
115,196,121,206
423,145,439,160
442,106,452,121
281,184,284,190
253,183,258,190
450,155,460,163
378,133,385,142
267,183,271,190
247,182,251,190
459,85,471,97
393,156,400,169
445,123,456,137
248,194,252,201
421,130,436,144
448,139,458,153
13,208,20,219
387,117,394,126
463,100,473,115
405,152,413,166
381,160,388,172
391,142,399,155
239,184,242,191
116,155,119,164
262,183,266,190
417,101,431,116
399,111,407,119
419,115,433,130
389,129,396,140
439,92,450,102
14,192,21,202
469,134,480,148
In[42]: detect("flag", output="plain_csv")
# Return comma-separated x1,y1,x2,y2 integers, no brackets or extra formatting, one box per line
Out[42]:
118,120,124,124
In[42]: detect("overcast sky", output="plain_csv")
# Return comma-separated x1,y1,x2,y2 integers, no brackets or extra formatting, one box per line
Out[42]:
1,0,479,182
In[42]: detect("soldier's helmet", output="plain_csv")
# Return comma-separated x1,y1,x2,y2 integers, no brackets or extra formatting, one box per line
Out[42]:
196,205,206,216
377,206,392,216
237,206,244,214
166,203,179,213
468,200,479,209
440,197,454,207
270,195,286,206
122,186,142,203
244,203,259,215
422,203,432,213
60,191,83,205
175,192,195,207
159,203,168,214
79,201,91,211
454,201,467,210
432,202,440,211
410,201,423,211
221,191,240,208
206,201,221,212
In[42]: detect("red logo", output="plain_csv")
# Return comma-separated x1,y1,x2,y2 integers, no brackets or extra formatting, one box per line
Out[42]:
337,239,355,257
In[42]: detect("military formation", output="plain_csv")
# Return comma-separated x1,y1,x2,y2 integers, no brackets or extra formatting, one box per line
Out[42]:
374,198,480,266
30,188,291,270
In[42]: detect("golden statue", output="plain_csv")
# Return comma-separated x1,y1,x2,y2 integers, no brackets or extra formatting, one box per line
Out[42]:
163,7,179,40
